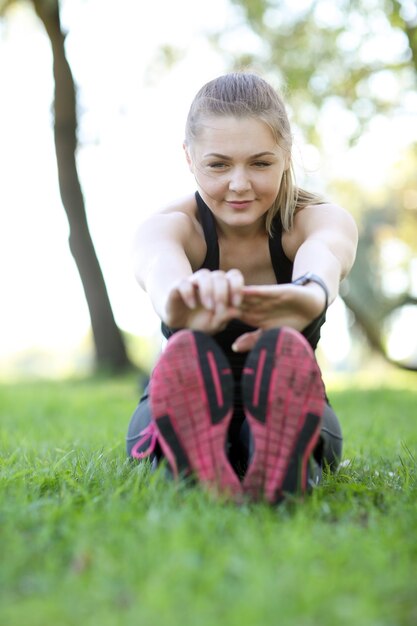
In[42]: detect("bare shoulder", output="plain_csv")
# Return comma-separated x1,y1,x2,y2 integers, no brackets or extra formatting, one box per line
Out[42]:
159,194,199,219
137,194,200,235
294,202,357,233
135,194,206,268
283,202,358,255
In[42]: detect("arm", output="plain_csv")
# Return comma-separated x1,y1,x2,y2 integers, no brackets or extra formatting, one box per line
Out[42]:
234,203,358,350
289,202,358,304
133,209,243,332
133,211,200,321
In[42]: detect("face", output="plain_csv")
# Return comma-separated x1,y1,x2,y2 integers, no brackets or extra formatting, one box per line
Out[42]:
184,115,289,233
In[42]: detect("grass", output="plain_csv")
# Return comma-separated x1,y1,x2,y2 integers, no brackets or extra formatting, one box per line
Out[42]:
1,369,416,626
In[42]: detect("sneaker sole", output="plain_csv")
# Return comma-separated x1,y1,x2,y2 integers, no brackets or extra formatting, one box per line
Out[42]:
149,330,242,497
242,327,325,503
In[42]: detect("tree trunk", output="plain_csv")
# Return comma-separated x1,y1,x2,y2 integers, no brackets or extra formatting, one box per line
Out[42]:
32,0,131,372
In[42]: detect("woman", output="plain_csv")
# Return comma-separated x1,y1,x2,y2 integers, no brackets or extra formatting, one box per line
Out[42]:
126,72,358,504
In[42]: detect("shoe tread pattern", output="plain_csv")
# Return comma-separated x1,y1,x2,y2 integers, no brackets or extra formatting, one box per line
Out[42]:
242,327,324,503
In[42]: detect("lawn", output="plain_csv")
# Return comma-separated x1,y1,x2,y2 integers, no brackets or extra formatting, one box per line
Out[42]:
1,368,416,626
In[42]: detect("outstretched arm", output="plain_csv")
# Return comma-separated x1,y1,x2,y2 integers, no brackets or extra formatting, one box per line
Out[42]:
289,201,358,302
133,209,244,333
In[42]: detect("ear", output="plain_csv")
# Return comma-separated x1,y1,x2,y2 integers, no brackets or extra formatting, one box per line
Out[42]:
183,142,194,172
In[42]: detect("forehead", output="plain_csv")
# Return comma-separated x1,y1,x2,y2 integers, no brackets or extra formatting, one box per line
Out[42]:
193,115,279,155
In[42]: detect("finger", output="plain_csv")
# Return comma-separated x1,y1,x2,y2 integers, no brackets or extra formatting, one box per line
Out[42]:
190,269,214,310
176,279,197,309
242,285,272,295
231,329,262,353
243,286,285,301
226,269,244,307
211,270,230,314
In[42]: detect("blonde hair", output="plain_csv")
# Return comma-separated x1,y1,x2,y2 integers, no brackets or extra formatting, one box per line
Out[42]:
185,72,323,232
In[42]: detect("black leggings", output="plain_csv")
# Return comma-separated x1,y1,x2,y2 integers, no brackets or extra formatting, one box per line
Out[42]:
126,383,343,473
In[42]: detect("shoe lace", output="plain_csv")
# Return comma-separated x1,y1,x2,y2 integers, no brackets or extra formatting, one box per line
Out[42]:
131,422,158,460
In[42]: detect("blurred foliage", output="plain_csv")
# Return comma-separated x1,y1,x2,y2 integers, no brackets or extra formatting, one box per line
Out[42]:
327,111,417,368
216,0,416,143
144,44,187,86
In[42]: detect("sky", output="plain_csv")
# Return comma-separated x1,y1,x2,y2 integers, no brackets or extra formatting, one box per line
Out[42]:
1,0,416,377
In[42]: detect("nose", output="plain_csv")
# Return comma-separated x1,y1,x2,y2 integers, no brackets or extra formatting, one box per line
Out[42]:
229,167,251,193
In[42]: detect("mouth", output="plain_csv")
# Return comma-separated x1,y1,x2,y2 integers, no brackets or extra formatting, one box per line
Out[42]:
226,199,255,209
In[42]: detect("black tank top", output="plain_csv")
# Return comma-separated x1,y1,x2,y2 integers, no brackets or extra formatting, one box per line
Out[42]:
161,192,325,381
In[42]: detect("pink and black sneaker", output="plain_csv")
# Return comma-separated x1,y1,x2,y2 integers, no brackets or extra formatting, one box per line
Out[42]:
147,330,242,499
242,327,325,504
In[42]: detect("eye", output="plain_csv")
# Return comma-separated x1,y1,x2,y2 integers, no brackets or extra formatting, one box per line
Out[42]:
207,162,229,170
252,161,272,168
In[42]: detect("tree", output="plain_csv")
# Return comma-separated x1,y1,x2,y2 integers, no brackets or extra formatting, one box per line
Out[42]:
1,0,132,372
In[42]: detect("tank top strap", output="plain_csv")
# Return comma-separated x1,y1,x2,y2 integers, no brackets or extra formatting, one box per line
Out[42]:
195,191,219,270
268,215,293,284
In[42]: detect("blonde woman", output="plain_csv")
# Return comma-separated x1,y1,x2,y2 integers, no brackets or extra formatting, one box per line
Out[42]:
126,72,358,504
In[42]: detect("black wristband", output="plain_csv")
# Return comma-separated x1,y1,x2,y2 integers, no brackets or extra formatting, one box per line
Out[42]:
292,272,329,311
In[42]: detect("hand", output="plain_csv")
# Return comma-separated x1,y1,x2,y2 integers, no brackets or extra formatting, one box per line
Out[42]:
232,283,326,352
164,268,244,334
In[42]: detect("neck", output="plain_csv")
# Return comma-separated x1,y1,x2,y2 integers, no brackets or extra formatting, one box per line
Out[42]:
215,216,267,241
